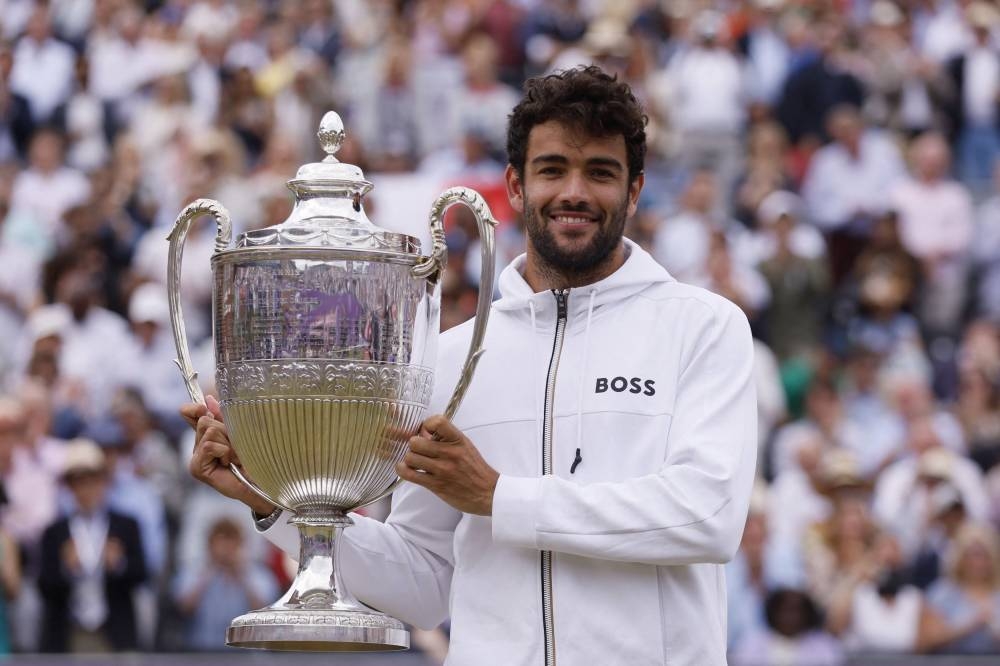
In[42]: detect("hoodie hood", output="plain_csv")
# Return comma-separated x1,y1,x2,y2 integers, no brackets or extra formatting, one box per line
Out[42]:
493,238,676,327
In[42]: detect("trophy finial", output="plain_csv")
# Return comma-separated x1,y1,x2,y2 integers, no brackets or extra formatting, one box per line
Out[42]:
318,111,345,161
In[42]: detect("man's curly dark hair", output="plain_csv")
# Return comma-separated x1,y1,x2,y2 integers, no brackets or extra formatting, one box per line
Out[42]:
506,66,648,183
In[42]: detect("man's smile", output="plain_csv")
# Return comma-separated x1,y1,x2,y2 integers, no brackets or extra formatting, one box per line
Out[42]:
547,210,600,226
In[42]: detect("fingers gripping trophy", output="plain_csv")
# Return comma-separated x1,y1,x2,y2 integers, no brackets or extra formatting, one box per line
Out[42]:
167,112,498,651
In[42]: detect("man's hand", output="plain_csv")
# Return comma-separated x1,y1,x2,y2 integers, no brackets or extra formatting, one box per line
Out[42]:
60,540,81,576
181,395,276,516
104,537,125,571
397,415,499,516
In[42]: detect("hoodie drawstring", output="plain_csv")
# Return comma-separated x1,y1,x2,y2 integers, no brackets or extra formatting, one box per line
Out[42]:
529,300,544,462
571,289,597,474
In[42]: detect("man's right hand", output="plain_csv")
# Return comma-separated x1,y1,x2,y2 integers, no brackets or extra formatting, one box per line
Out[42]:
182,395,277,517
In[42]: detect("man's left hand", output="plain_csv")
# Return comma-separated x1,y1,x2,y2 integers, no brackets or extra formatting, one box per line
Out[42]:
397,414,499,516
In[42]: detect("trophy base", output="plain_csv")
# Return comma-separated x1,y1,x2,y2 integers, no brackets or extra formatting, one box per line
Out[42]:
227,608,409,651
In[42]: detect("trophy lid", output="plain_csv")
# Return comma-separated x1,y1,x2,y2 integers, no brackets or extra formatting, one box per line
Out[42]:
234,111,420,255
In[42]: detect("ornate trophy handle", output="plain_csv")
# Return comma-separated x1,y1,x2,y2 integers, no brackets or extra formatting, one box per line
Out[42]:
166,199,292,513
355,187,499,512
413,186,499,420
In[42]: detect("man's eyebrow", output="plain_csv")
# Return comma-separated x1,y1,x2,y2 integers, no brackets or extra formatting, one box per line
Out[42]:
530,154,624,170
531,154,569,165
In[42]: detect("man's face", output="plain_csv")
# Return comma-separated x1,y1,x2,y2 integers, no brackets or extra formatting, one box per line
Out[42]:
505,121,642,279
66,471,109,513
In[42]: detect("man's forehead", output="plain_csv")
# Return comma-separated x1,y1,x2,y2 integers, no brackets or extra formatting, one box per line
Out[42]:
526,120,627,160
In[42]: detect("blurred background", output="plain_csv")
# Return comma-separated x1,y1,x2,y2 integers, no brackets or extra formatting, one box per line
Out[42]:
0,0,999,663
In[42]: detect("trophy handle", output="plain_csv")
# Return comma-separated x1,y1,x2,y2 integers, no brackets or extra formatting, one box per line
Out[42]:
413,186,499,420
166,198,230,405
166,199,292,513
354,188,500,512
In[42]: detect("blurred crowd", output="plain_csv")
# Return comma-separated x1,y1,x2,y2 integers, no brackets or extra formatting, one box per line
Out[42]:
0,0,998,662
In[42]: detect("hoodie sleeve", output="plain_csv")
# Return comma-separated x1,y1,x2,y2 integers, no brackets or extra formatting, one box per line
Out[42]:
492,302,757,566
258,480,460,629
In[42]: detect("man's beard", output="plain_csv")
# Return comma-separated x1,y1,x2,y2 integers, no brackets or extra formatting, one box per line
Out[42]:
523,196,628,276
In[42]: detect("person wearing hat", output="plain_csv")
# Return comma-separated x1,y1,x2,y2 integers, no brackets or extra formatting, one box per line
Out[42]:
37,439,146,653
874,416,991,560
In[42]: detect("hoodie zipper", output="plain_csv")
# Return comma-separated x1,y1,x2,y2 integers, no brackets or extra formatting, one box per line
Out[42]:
541,288,568,666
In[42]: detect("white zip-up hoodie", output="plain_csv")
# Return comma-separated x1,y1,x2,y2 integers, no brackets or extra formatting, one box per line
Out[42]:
259,240,757,665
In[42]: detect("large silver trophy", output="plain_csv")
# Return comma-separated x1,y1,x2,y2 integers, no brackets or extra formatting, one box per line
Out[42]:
166,112,497,651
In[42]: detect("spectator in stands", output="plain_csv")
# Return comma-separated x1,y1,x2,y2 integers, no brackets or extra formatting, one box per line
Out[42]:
653,168,734,283
740,0,793,114
927,522,1000,653
771,378,865,478
889,131,974,338
755,191,830,363
801,104,906,282
172,517,277,651
38,439,146,653
775,15,864,148
731,587,844,665
973,166,1000,321
874,422,990,559
0,41,34,162
667,9,745,209
944,2,1000,199
727,488,805,650
859,1,951,137
9,128,90,251
825,530,975,654
84,417,168,581
9,7,75,127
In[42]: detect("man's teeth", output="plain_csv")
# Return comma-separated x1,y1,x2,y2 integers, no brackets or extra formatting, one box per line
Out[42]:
552,215,591,223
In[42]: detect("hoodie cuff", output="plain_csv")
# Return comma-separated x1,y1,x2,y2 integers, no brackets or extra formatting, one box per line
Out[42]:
491,475,542,548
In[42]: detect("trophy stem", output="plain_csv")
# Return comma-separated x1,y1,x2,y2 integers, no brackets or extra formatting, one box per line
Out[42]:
284,512,360,610
226,509,409,651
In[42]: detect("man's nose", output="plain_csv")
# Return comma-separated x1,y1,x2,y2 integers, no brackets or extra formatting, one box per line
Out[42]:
560,170,592,206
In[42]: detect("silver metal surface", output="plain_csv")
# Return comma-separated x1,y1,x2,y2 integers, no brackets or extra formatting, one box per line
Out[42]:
166,198,288,513
226,521,408,651
166,112,499,651
167,198,232,406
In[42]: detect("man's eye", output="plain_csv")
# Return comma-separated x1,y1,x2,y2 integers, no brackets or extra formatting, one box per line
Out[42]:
539,167,562,176
591,169,614,179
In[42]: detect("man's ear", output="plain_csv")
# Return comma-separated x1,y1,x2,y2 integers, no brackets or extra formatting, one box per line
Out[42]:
504,164,524,212
627,172,645,218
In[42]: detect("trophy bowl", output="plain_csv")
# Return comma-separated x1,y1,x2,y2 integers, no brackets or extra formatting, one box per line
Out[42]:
167,112,497,651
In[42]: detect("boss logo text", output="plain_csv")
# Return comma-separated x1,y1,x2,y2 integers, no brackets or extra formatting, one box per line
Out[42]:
595,377,656,396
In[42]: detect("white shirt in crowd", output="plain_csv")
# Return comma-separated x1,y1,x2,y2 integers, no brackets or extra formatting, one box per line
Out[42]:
889,178,974,260
87,32,158,104
846,584,923,653
9,166,91,240
802,131,907,230
915,2,971,64
744,25,791,106
23,304,133,419
653,210,713,283
9,36,76,121
64,91,108,172
963,45,1000,126
668,45,745,133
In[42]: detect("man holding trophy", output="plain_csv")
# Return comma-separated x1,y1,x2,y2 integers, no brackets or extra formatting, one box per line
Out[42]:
182,66,757,665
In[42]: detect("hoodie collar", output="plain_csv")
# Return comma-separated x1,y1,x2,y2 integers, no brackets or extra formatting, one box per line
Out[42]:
493,238,675,326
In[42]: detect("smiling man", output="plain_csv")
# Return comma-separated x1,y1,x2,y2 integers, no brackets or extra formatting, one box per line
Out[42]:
186,66,757,665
